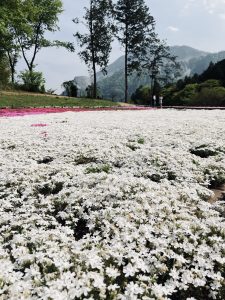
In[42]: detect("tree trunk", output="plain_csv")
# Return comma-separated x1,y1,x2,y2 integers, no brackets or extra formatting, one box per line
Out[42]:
11,70,15,84
150,75,154,106
21,45,32,71
124,23,128,103
7,51,15,84
90,0,97,99
93,60,97,99
125,43,128,103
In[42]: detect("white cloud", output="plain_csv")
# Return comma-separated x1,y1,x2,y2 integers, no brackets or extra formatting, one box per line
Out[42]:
203,0,225,13
185,0,225,14
167,26,179,32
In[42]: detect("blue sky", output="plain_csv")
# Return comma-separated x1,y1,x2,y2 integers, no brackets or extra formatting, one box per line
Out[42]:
18,0,225,93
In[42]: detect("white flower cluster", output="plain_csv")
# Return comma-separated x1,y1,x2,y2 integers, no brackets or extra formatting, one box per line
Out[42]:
0,109,225,300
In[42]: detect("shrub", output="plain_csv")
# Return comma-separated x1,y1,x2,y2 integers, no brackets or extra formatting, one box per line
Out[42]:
62,80,78,97
19,70,45,93
191,87,225,106
173,83,199,105
198,79,222,90
131,85,151,105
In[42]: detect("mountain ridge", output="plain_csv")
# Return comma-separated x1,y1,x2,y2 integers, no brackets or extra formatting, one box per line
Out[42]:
72,45,225,100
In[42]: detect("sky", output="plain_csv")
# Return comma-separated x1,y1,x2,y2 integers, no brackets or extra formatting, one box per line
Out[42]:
17,0,225,93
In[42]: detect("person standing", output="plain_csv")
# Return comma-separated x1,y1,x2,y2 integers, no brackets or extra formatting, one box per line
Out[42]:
153,95,156,107
159,96,163,109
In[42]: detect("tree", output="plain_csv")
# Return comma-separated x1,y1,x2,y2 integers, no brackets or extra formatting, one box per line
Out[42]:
85,84,100,98
74,0,114,99
16,0,72,72
0,0,73,83
131,85,151,105
62,80,78,97
199,60,225,84
0,50,10,88
114,0,155,102
19,70,45,93
141,39,180,104
0,0,21,83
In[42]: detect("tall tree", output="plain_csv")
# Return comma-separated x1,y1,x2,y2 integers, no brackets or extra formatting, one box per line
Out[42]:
141,39,180,104
114,0,155,102
62,80,78,97
16,0,72,72
0,36,20,84
0,50,10,87
0,0,73,83
74,0,114,99
0,0,21,83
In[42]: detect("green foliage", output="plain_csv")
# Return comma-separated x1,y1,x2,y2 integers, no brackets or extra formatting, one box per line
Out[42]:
137,137,145,144
0,51,10,88
141,39,180,91
114,0,155,73
163,80,225,107
85,164,111,174
74,0,114,99
0,0,69,82
62,80,78,97
0,0,21,83
17,0,64,71
114,0,155,102
19,70,45,93
198,79,221,89
173,84,199,104
161,85,177,105
85,84,101,99
163,58,225,106
131,85,151,105
199,59,225,84
192,87,225,106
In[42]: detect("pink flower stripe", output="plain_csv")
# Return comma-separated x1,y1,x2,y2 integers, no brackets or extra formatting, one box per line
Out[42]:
0,106,154,118
31,124,48,127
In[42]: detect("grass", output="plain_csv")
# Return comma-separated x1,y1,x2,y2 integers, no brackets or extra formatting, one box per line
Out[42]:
0,91,120,108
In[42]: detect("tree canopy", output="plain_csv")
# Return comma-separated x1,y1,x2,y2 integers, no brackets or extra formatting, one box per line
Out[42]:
0,0,73,87
74,0,114,99
114,0,155,102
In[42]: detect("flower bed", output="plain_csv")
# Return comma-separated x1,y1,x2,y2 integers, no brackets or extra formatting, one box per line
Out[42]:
0,110,225,299
0,106,153,118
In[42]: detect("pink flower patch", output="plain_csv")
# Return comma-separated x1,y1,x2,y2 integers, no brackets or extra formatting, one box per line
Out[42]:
0,106,156,118
31,123,48,127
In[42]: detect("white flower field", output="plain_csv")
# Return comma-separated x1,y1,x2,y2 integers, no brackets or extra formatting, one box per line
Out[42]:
0,109,225,300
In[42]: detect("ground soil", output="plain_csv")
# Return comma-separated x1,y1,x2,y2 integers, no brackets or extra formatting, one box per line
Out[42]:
209,184,225,203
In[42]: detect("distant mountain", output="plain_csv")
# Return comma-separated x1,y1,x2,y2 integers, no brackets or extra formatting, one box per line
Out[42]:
163,59,225,107
99,46,209,78
69,46,225,100
170,45,208,62
97,46,217,100
97,56,125,81
189,51,225,75
199,58,225,82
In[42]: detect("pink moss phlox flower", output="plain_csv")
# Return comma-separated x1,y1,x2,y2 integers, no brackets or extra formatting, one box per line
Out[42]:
0,107,155,118
31,124,48,127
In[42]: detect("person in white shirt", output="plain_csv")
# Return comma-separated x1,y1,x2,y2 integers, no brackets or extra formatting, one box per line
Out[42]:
159,96,163,109
153,95,156,107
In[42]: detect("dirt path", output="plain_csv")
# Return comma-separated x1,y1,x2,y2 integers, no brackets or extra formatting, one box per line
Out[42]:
209,184,225,203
